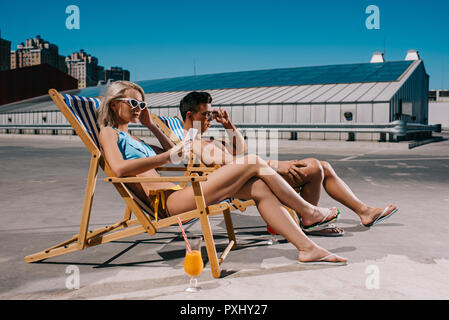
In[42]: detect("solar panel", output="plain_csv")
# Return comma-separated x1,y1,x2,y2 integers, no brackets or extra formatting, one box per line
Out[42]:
134,61,413,93
72,60,414,98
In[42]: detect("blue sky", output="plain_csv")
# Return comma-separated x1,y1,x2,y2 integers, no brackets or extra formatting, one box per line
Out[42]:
1,0,448,88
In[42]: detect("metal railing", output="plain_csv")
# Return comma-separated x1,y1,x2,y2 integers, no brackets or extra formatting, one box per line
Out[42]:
0,120,441,140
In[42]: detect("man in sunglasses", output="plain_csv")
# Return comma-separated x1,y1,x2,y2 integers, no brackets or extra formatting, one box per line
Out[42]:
179,91,398,237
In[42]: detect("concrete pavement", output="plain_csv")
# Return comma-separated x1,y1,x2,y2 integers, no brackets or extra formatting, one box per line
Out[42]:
1,134,449,300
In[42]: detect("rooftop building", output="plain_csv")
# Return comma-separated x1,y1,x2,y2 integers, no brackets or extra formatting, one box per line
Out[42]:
429,90,449,102
10,35,66,73
0,50,431,140
65,49,103,89
0,30,11,71
104,66,130,83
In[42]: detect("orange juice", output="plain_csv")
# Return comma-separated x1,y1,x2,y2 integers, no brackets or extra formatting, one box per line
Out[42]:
184,250,204,277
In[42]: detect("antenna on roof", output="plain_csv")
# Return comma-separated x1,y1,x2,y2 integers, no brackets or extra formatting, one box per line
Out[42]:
193,58,197,76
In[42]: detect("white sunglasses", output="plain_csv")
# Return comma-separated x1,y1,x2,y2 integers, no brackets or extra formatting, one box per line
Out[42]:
116,98,149,110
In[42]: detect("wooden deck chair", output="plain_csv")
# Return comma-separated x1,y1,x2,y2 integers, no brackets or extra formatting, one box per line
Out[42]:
151,115,257,213
150,114,299,222
24,89,240,279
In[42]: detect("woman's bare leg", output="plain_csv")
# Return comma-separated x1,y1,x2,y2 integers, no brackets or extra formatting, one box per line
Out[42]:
233,178,346,263
166,155,339,227
167,171,346,263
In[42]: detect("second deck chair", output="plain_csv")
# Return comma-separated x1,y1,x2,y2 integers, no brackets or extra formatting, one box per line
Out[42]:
151,114,257,213
150,114,299,225
24,89,240,279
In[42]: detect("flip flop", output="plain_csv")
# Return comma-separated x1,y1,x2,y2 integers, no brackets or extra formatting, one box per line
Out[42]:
298,253,347,266
303,224,345,237
363,206,399,227
300,208,341,231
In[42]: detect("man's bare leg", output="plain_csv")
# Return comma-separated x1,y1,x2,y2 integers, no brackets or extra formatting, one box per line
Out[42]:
320,161,398,226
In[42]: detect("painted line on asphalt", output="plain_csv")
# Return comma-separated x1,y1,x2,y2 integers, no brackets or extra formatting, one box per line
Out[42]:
339,149,383,161
337,157,449,162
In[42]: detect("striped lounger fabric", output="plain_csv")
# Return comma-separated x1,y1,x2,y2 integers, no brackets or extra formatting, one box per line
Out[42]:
62,93,102,148
157,116,185,141
61,94,198,223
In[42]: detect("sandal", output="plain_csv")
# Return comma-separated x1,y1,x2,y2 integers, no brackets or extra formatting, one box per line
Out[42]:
300,208,341,231
303,224,344,237
363,206,399,227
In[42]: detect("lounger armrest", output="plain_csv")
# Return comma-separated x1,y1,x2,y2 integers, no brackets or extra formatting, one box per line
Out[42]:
186,166,217,172
156,166,188,172
104,176,208,183
157,166,216,173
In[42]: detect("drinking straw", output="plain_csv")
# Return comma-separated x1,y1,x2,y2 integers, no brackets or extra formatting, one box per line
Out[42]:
177,217,192,253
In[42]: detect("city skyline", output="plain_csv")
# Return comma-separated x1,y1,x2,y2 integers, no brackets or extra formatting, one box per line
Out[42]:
4,35,130,89
1,0,448,89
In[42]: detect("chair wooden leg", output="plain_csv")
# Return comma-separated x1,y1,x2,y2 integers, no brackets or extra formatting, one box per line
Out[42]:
25,219,144,263
192,181,221,279
232,198,256,212
284,206,299,225
199,213,221,279
77,152,100,249
123,206,132,221
223,208,237,249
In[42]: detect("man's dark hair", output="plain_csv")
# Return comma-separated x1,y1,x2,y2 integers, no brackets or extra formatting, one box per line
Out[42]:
179,92,212,121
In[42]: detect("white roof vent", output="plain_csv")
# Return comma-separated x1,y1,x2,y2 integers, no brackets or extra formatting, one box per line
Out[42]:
370,51,385,63
405,49,420,61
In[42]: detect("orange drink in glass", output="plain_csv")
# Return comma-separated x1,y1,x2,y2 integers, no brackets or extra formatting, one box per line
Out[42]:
183,236,203,292
266,224,278,245
184,250,203,277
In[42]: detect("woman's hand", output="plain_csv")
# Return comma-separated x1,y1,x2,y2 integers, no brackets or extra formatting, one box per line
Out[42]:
167,139,193,164
139,108,153,128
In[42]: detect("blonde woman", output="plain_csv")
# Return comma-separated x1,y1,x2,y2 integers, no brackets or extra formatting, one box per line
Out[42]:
97,81,347,265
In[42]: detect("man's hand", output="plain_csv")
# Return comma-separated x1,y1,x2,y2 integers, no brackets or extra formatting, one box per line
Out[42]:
276,160,308,183
214,108,232,129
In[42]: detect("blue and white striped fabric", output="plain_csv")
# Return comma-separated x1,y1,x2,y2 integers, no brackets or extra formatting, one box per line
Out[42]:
62,93,102,148
60,94,202,222
158,116,185,141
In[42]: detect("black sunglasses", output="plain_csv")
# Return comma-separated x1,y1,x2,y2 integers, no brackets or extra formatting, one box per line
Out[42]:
201,111,219,121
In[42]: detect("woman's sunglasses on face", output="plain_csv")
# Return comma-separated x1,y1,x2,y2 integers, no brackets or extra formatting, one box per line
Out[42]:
116,98,149,110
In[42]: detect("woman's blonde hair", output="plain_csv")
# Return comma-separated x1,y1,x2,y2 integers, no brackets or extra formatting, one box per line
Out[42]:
97,81,146,128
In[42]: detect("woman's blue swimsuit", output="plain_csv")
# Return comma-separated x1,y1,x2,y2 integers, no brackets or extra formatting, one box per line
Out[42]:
111,127,157,160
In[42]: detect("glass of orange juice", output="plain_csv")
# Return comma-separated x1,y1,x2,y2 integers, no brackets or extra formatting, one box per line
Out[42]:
183,236,204,293
266,224,278,245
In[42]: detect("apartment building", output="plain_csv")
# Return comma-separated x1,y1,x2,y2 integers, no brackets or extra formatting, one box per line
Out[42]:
65,50,103,88
0,31,11,71
10,35,66,73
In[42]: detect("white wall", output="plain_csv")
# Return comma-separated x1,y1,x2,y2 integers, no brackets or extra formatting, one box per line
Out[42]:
310,104,325,140
429,102,449,129
324,104,340,140
356,103,373,141
296,104,311,140
340,104,356,141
